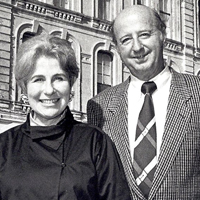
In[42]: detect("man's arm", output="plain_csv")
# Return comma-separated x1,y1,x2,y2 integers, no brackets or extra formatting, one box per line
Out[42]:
87,99,103,128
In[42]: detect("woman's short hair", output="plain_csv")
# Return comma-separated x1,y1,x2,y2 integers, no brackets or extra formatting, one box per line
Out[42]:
15,34,79,93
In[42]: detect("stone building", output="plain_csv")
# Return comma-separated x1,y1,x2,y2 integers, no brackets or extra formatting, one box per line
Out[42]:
0,0,200,132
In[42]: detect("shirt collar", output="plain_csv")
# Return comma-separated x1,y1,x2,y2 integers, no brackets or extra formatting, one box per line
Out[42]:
151,65,171,91
130,65,171,92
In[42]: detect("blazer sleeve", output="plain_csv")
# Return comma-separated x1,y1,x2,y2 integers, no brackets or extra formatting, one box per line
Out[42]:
87,99,103,128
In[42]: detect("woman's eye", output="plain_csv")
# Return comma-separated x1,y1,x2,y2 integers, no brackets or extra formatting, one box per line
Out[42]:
33,78,43,82
55,77,64,81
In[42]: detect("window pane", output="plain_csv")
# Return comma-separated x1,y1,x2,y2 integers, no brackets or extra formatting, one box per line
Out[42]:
102,75,111,85
103,63,110,75
97,83,110,93
97,63,102,73
97,51,112,93
22,32,36,43
97,74,102,83
98,0,111,20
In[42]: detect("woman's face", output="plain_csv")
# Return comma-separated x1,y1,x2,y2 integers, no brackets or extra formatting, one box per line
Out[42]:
27,56,71,122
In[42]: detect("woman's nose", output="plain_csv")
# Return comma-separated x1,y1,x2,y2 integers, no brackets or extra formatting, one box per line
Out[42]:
43,82,55,95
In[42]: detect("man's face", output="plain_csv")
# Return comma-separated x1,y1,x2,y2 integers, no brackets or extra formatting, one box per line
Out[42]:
114,7,165,81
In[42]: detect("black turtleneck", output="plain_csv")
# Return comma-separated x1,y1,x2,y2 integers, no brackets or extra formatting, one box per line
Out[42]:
0,108,131,200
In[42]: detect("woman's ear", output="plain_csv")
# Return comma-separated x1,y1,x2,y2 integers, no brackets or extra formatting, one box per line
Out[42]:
69,91,75,102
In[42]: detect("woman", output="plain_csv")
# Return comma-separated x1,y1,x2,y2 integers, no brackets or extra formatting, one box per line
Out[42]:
0,35,131,200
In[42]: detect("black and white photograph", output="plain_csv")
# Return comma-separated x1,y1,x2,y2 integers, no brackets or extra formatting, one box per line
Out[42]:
0,0,200,199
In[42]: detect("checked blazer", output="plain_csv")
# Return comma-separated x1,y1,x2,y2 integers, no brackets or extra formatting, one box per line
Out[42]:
87,69,200,200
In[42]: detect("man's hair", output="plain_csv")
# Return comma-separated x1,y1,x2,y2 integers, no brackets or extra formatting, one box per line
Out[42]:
111,5,166,45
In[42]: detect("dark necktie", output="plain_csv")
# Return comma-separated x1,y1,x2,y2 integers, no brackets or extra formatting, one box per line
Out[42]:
133,81,157,198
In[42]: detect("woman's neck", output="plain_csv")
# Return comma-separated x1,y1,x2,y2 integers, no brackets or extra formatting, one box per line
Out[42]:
30,110,66,126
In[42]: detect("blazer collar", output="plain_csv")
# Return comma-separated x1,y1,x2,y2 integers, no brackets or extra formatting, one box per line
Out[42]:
106,77,147,199
149,69,193,199
170,68,192,101
107,77,130,115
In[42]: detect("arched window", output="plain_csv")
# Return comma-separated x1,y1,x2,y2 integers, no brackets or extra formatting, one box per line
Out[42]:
16,32,37,101
97,51,112,93
159,0,171,39
53,0,65,7
22,32,36,43
136,0,142,5
39,0,66,8
159,0,181,41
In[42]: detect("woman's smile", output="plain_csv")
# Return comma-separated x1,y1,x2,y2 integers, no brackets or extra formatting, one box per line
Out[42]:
27,56,71,122
40,98,60,105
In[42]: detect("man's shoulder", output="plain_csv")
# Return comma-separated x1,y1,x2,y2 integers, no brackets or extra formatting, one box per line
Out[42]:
90,78,130,101
172,69,200,85
172,68,199,78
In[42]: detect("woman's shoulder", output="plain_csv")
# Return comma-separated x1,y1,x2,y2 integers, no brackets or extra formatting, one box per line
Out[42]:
0,123,24,142
72,121,105,135
0,123,21,134
71,121,111,142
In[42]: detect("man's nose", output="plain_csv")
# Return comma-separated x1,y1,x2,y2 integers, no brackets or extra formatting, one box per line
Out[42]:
132,38,143,52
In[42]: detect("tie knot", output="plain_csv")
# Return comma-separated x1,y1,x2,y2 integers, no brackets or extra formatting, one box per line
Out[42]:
141,81,157,95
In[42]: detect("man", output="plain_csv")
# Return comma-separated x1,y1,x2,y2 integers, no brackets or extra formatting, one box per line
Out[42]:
87,5,200,200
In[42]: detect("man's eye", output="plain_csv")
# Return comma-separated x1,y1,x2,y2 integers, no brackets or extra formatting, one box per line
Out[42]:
121,38,132,45
140,33,151,38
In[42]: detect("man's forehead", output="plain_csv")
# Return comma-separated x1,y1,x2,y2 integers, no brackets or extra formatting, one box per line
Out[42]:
114,12,155,32
114,8,155,27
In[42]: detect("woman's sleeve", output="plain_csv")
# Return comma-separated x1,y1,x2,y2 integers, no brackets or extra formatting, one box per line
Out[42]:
94,130,132,200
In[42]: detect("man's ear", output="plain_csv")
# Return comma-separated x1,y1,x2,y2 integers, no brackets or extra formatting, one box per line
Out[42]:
160,32,166,45
116,44,121,54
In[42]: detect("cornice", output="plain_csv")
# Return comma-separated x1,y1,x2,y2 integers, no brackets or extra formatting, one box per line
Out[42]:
193,49,200,61
164,38,184,54
13,0,112,33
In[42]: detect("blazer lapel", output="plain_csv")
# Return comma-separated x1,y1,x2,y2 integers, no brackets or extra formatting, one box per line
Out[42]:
105,78,146,199
149,70,192,199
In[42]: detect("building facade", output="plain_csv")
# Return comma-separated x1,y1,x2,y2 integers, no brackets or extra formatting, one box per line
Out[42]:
0,0,200,131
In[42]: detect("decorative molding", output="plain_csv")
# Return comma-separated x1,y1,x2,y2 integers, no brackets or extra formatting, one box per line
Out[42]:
32,19,40,33
14,0,112,33
24,2,47,14
194,49,200,59
164,38,184,53
81,53,91,64
15,1,83,24
103,40,112,51
91,18,112,32
54,10,83,23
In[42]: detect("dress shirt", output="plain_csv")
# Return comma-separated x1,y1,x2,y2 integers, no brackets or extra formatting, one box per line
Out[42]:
128,66,172,161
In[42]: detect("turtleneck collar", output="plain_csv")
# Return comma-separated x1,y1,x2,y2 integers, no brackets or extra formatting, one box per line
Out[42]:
22,107,77,150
